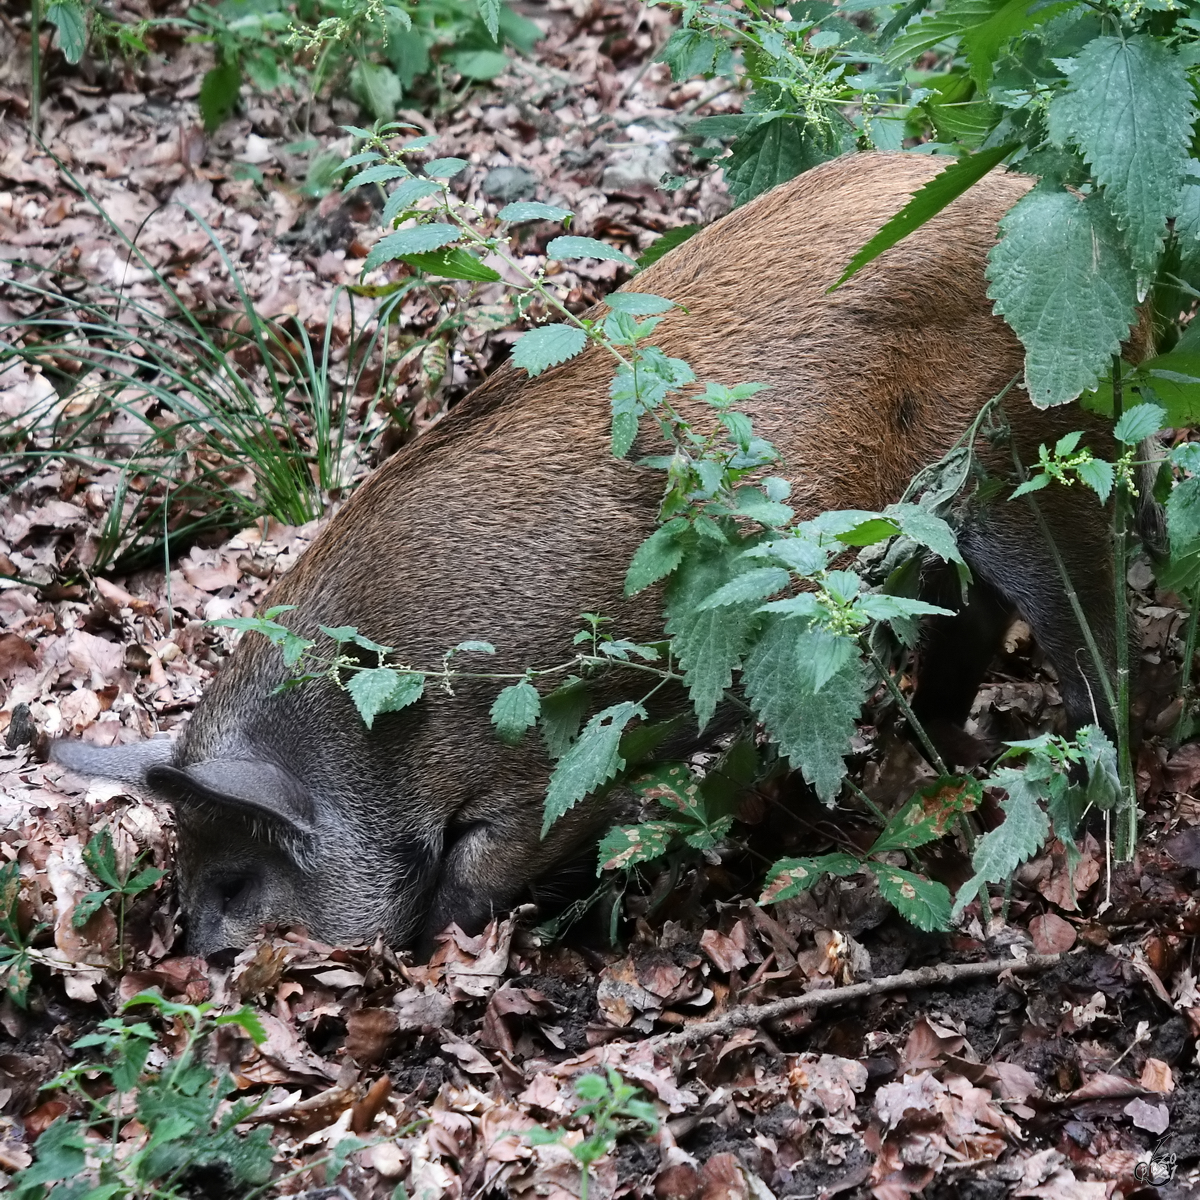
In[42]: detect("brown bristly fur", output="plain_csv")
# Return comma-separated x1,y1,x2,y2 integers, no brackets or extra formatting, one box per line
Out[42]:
51,153,1136,955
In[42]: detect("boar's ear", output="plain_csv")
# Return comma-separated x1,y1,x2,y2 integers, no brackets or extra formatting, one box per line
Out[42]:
144,759,315,835
51,737,174,786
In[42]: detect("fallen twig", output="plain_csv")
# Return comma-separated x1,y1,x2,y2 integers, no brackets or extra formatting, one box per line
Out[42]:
655,953,1063,1049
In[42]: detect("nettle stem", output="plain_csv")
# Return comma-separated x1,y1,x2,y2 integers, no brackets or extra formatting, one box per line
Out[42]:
29,0,41,143
1172,598,1199,747
1110,355,1137,860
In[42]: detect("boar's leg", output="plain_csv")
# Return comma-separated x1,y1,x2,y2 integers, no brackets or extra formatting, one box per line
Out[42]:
948,487,1120,734
910,576,1015,765
420,799,607,953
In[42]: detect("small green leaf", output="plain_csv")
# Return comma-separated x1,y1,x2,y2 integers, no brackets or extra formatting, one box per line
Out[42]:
475,0,501,38
511,323,588,376
987,188,1138,407
381,177,444,224
490,681,541,745
723,117,846,205
836,143,1019,288
71,889,114,928
952,766,1050,919
198,58,241,133
855,595,955,621
346,668,424,729
867,864,952,931
1112,402,1166,445
597,821,678,872
1075,457,1114,504
885,504,964,564
422,157,469,179
666,542,760,730
1047,35,1195,277
1011,473,1050,499
868,776,982,855
542,702,645,835
46,0,87,63
344,164,411,192
696,566,790,610
636,224,700,268
547,236,637,267
498,201,573,223
539,677,591,759
399,248,502,281
625,519,688,596
759,853,861,904
364,225,461,271
605,292,676,316
743,616,867,802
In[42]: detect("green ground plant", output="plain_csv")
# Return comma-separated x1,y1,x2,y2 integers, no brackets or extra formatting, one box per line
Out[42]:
1,173,413,573
522,1069,659,1200
7,989,369,1199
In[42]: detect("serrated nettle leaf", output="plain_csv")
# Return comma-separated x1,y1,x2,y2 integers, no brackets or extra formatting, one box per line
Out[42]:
723,117,846,206
498,201,574,223
382,178,444,224
758,593,821,618
512,323,588,377
625,519,689,596
319,625,394,656
743,616,867,802
72,889,114,928
1172,442,1200,473
542,702,646,835
731,487,793,527
490,680,541,745
1113,402,1166,445
344,163,410,192
749,535,830,575
1167,475,1200,552
952,765,1050,919
547,236,637,267
855,594,955,621
1010,473,1051,499
475,0,501,38
759,852,862,904
797,628,859,693
1054,430,1082,457
364,224,462,271
696,566,790,610
346,668,424,729
605,291,676,316
869,775,983,855
338,151,383,170
720,411,753,449
632,761,705,820
988,187,1138,406
1047,35,1194,277
1080,453,1113,501
835,516,901,547
823,570,862,603
666,543,760,729
867,864,951,931
46,0,87,63
422,157,469,179
884,504,964,564
400,248,503,282
598,821,679,872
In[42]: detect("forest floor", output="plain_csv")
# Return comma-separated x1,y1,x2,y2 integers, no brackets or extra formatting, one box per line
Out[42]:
2,1,1200,1197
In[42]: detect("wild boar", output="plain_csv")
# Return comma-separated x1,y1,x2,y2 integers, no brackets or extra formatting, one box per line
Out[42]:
51,151,1129,956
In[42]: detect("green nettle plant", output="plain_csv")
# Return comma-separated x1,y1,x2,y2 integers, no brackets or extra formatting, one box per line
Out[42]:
123,0,1200,936
73,827,165,971
523,1069,659,1200
8,989,370,1199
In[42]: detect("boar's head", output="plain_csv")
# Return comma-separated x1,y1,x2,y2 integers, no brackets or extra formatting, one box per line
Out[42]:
49,707,444,956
